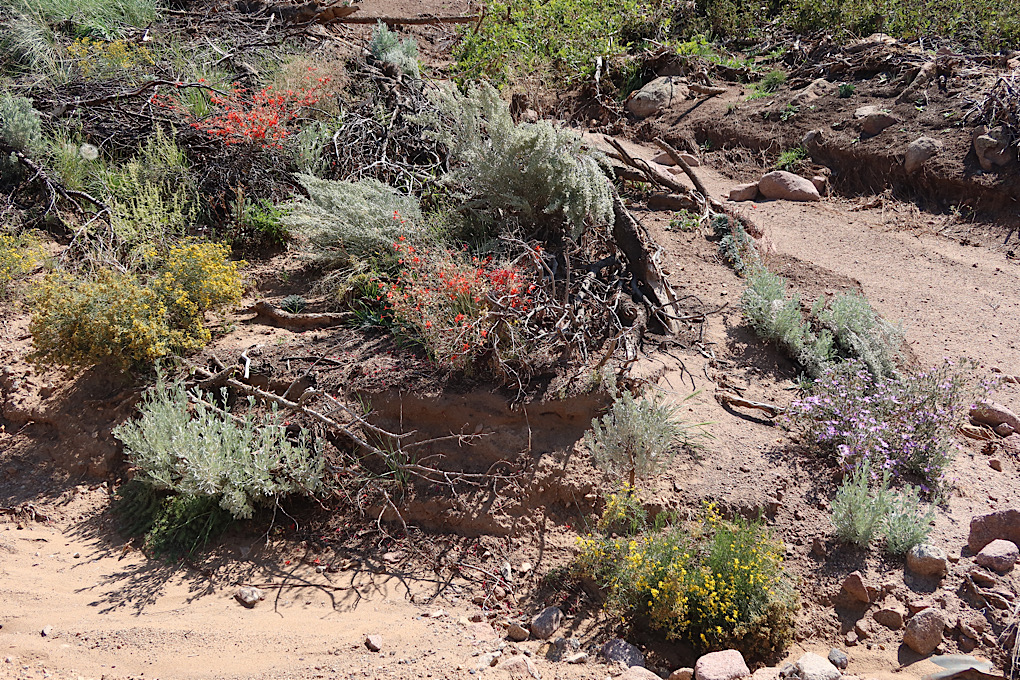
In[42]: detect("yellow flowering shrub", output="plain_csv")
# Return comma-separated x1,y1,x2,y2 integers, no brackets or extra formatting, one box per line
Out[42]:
574,498,796,660
0,232,40,297
30,242,244,369
66,38,154,76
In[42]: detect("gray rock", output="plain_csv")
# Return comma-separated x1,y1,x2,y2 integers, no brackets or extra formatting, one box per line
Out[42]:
365,634,383,652
969,509,1020,552
971,401,1020,431
906,544,948,577
860,110,900,136
973,126,1012,171
40,626,53,638
507,622,530,642
729,183,759,202
547,637,580,661
791,78,836,106
235,586,264,608
601,638,645,668
975,539,1019,573
827,648,849,670
758,171,821,202
627,76,689,118
529,606,563,640
904,136,942,174
478,651,503,668
695,650,751,680
794,652,842,680
903,609,945,655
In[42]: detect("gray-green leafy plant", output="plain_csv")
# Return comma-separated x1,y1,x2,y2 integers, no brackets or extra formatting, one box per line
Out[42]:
883,484,934,554
283,173,422,269
813,291,901,379
369,21,419,78
428,83,613,239
830,460,889,545
113,370,324,520
0,91,44,177
585,391,702,489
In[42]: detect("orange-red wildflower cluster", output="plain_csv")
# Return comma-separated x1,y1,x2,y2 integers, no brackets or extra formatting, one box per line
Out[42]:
189,79,327,148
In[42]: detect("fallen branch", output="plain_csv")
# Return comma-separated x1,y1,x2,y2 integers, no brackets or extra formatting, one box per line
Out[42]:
653,136,711,201
334,13,480,25
714,391,784,417
250,301,351,330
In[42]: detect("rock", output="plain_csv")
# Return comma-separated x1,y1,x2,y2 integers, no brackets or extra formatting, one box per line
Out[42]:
827,649,849,670
811,176,827,193
564,652,589,664
680,153,701,167
530,606,563,640
758,171,821,202
971,401,1020,431
507,622,530,642
844,631,859,646
906,597,931,615
750,667,780,680
601,638,645,668
519,561,532,574
994,423,1015,437
794,653,841,680
671,668,695,680
621,668,662,680
975,539,1019,572
906,544,948,577
903,136,942,174
479,651,503,668
729,183,759,201
468,622,498,641
841,571,871,603
990,458,1003,472
854,107,900,136
627,76,689,117
695,649,751,680
854,105,880,118
968,509,1020,552
803,129,823,147
958,616,986,640
903,609,945,655
791,78,836,106
873,605,906,630
235,586,264,608
854,619,873,639
547,637,580,661
40,626,53,637
654,152,701,167
973,126,1012,171
968,567,997,587
365,634,383,652
498,655,541,680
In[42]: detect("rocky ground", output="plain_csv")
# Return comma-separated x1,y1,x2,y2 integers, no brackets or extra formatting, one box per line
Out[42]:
3,10,1020,680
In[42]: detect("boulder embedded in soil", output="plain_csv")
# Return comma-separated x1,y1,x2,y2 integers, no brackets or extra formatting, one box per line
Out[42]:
906,544,948,577
758,171,821,202
627,76,689,118
854,106,900,136
601,638,645,667
968,509,1020,552
873,604,906,630
827,649,849,670
729,183,759,201
671,668,695,680
973,126,1012,171
794,652,842,680
903,137,942,174
902,609,945,655
507,622,530,642
975,539,1019,573
529,606,562,640
971,401,1020,431
750,668,780,680
841,571,871,604
498,655,541,680
695,649,751,680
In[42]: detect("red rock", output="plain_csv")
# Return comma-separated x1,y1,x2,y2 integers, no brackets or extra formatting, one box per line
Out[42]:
903,609,945,655
975,539,1019,572
695,650,751,680
841,571,871,603
758,171,821,202
968,509,1020,552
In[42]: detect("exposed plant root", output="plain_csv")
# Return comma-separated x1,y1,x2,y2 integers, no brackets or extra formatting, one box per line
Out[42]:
249,301,351,329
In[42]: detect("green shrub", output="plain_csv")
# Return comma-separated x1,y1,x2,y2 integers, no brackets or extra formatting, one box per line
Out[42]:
584,390,703,488
775,147,806,171
883,484,933,555
429,83,613,239
30,242,244,369
113,371,324,521
0,231,40,297
0,91,44,178
369,22,419,78
741,268,833,377
813,291,901,379
115,480,234,558
574,504,796,658
233,192,288,249
838,83,855,98
831,460,889,546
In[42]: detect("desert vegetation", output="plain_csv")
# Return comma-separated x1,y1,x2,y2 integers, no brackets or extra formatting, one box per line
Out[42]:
2,0,1020,676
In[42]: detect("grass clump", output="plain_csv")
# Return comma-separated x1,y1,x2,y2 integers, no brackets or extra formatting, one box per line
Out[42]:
113,370,323,556
574,500,796,658
830,460,934,553
30,242,244,369
369,22,419,78
838,83,856,98
775,147,806,171
429,83,613,239
585,390,704,488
